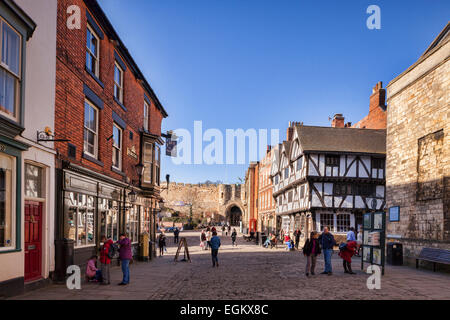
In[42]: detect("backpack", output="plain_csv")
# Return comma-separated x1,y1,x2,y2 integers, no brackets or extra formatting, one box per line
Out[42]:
339,242,347,251
108,243,118,259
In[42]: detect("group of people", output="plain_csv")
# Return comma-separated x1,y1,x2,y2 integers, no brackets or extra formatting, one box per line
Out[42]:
303,226,359,276
200,225,238,267
263,228,302,250
85,233,133,286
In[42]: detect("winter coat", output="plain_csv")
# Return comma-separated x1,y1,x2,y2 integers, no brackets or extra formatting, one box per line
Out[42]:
303,238,321,256
86,259,97,278
118,237,132,260
318,232,336,250
231,231,237,240
210,236,221,250
339,240,357,263
100,239,114,264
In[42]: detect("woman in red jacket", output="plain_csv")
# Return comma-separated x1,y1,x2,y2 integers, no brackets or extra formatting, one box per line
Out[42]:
100,236,114,285
339,240,357,274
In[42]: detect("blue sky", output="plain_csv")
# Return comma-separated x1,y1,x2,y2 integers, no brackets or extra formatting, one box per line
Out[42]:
98,0,449,184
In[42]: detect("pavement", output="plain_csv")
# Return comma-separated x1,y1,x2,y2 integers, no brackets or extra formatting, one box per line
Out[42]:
11,230,450,300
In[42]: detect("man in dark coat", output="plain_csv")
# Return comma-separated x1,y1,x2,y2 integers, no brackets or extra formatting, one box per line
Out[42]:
318,227,336,275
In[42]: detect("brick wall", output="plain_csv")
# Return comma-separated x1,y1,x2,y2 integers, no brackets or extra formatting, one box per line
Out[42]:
55,0,165,183
353,82,387,129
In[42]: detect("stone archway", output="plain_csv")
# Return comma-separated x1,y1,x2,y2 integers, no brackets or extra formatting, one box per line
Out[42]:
224,202,243,226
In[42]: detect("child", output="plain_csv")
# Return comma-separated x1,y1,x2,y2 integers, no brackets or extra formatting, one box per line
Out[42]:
86,255,102,282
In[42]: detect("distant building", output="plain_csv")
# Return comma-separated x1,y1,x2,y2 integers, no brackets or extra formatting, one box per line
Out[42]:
258,146,276,235
385,22,449,266
243,162,258,234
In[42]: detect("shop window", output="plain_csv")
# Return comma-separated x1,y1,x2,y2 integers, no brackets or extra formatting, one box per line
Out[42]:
25,164,43,198
0,154,14,249
99,198,118,242
336,214,351,232
140,206,150,234
126,205,139,243
0,20,21,122
64,192,96,247
319,213,334,231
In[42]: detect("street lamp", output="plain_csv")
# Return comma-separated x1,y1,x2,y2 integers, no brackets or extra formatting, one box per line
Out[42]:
128,189,137,204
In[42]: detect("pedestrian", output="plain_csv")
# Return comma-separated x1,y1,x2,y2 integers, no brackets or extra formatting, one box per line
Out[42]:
206,228,212,249
158,232,166,256
303,231,321,277
85,255,102,282
221,225,226,237
339,240,357,274
174,227,180,244
318,227,336,275
231,228,237,246
346,227,356,242
227,225,231,236
294,228,302,250
210,231,221,267
284,233,291,250
263,233,271,248
117,233,132,285
99,235,114,285
200,230,207,250
356,227,363,257
211,226,216,233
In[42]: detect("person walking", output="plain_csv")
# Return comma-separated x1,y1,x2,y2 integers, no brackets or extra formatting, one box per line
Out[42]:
294,228,302,250
221,225,226,237
318,226,336,275
200,230,207,250
158,232,166,256
227,225,231,236
99,235,114,285
206,229,212,249
346,227,356,242
117,233,132,285
339,240,357,274
303,231,321,277
210,231,221,267
174,227,180,244
284,233,291,250
231,228,237,247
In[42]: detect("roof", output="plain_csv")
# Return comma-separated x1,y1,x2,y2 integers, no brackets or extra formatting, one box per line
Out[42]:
85,0,168,118
294,125,386,155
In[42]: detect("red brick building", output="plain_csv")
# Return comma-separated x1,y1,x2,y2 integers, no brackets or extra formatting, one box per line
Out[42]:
53,0,168,277
352,82,387,129
258,147,276,235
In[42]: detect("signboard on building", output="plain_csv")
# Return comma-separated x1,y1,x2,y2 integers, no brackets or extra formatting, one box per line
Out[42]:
166,137,177,157
361,211,386,275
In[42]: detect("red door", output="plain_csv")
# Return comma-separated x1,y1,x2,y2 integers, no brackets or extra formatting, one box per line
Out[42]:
24,201,43,282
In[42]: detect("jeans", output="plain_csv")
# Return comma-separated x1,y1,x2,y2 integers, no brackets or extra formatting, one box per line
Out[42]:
323,249,333,273
121,259,130,284
100,263,110,284
211,249,219,266
305,255,317,274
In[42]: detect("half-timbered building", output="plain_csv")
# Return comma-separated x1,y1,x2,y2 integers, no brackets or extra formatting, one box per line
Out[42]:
272,125,386,245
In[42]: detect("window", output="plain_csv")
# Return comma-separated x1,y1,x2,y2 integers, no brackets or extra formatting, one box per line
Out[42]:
278,196,283,206
84,100,98,158
300,185,305,199
288,191,293,203
112,124,122,170
336,214,351,232
155,145,161,185
284,167,289,179
143,101,149,131
274,175,279,185
372,158,385,169
86,25,99,77
334,183,353,196
0,20,21,121
25,164,43,198
143,142,153,184
296,157,303,171
64,192,95,247
0,154,15,249
355,184,376,197
325,155,340,167
114,62,123,103
126,205,139,243
320,213,334,231
140,207,150,234
99,198,118,242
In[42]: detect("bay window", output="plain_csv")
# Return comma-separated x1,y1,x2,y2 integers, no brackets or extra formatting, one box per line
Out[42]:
84,100,99,158
112,123,122,170
0,154,15,249
143,142,153,184
155,145,160,185
86,25,99,77
114,62,123,103
0,20,21,121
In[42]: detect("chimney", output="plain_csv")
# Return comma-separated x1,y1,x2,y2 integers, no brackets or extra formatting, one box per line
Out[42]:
286,121,294,141
370,81,386,112
331,114,345,128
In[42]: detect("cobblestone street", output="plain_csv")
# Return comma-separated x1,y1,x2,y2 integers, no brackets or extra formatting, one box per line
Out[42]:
12,231,450,300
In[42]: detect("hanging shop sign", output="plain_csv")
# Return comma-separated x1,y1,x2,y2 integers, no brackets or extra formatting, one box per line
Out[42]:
166,137,177,157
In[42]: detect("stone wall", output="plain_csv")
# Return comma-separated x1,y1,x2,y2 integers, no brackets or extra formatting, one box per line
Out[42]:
160,182,244,222
386,36,450,266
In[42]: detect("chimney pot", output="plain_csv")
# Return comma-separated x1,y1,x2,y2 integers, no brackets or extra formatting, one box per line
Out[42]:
331,114,345,128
